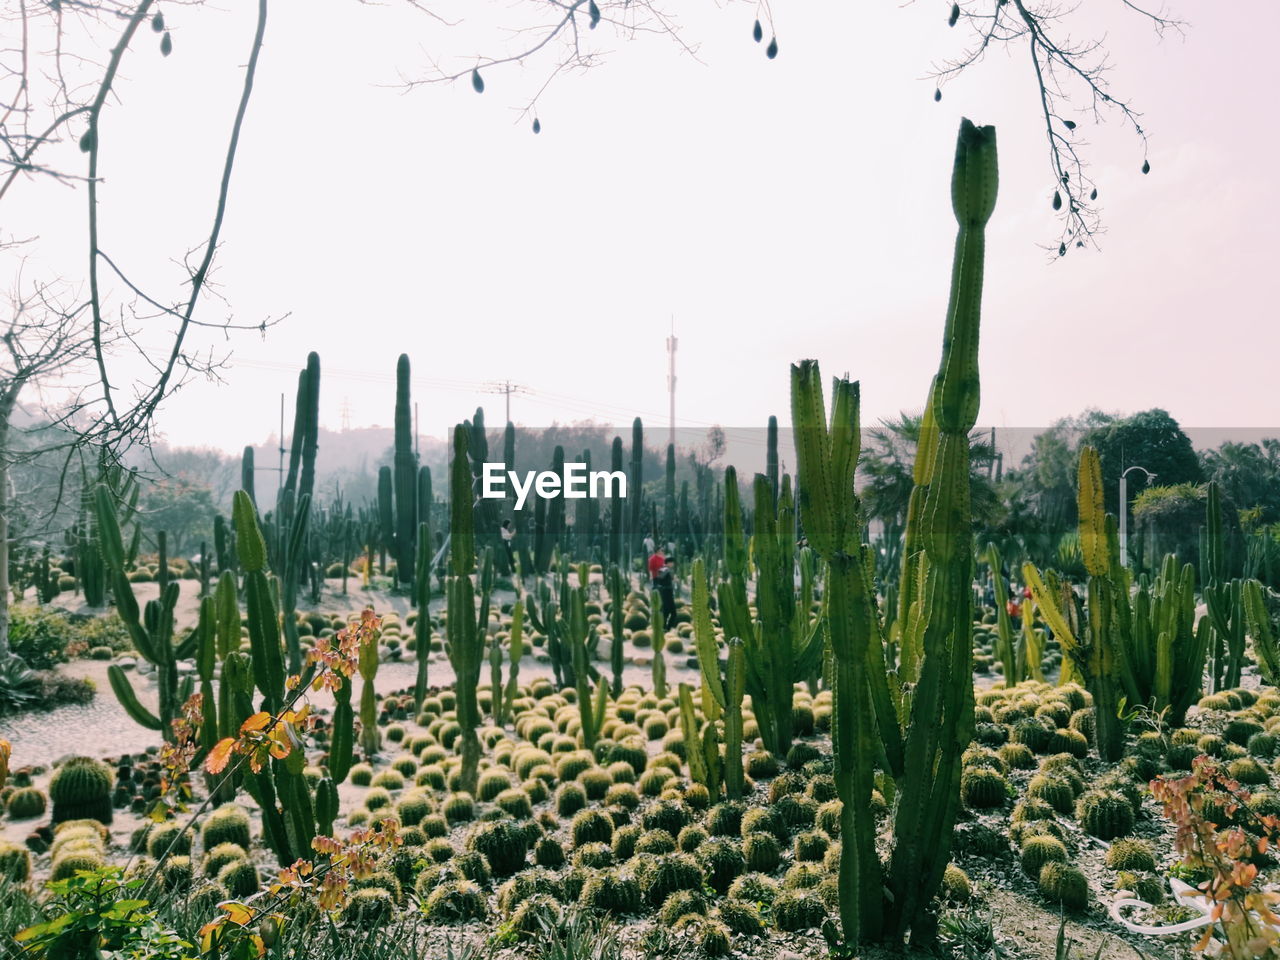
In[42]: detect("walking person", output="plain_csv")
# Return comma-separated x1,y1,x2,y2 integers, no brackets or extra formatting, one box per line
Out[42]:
654,556,678,632
647,544,666,587
500,519,516,570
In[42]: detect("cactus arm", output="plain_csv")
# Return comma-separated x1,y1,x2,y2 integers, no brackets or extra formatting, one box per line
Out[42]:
107,665,162,731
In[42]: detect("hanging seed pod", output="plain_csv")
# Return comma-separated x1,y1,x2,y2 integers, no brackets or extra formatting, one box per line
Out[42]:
1090,187,1097,201
753,19,763,42
1076,240,1084,248
1061,174,1068,185
79,130,94,153
472,69,484,93
589,0,600,28
532,118,541,134
151,12,165,32
766,36,778,59
949,3,960,27
160,32,172,56
1052,191,1062,211
934,87,942,102
1141,159,1150,174
1063,119,1076,131
1058,242,1066,257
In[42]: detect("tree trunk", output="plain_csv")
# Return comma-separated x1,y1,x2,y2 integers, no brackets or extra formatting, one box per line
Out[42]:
0,413,11,659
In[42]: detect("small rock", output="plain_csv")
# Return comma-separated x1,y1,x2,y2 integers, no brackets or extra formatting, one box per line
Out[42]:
117,657,137,670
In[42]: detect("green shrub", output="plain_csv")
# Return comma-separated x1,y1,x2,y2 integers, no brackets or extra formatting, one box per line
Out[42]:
8,604,74,668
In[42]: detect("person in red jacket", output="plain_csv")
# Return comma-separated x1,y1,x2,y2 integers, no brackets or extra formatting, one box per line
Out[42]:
647,548,665,585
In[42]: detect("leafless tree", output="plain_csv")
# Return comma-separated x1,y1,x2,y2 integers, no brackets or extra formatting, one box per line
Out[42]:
933,0,1185,256
0,275,99,656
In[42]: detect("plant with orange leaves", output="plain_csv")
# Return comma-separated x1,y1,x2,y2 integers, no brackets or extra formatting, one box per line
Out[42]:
197,817,403,959
1151,754,1280,959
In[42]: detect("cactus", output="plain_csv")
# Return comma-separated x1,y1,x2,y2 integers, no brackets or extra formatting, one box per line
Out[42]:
50,757,114,824
607,565,626,697
1128,554,1209,725
377,466,393,575
1024,447,1132,761
689,556,746,799
1076,789,1134,840
240,446,256,506
791,119,995,944
608,436,624,566
1243,578,1280,684
960,767,1007,809
1038,862,1089,911
414,520,433,713
6,786,47,819
445,424,491,797
358,608,381,758
566,585,607,749
99,487,195,740
985,543,1017,681
717,469,825,759
394,354,417,589
629,418,644,556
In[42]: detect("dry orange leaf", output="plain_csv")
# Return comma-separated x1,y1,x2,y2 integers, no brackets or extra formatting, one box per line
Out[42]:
205,738,236,774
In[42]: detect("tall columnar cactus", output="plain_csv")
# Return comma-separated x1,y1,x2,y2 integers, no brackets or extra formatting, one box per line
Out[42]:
394,354,418,589
1024,446,1128,761
650,584,668,699
985,543,1018,681
241,445,256,507
608,437,624,566
629,418,644,555
414,520,433,713
714,468,823,759
1204,482,1247,690
223,489,358,865
100,487,195,741
766,415,779,503
792,118,995,944
1243,579,1280,685
690,556,746,799
607,564,627,697
377,466,394,575
664,443,676,543
566,585,607,749
678,682,721,802
446,424,491,797
358,608,381,758
1129,553,1208,724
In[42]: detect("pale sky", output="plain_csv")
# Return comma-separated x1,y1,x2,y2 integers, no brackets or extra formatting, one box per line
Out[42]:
6,0,1278,462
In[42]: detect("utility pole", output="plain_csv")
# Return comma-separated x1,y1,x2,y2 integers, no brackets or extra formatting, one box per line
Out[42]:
339,396,352,432
1119,464,1157,567
483,380,528,425
666,318,677,449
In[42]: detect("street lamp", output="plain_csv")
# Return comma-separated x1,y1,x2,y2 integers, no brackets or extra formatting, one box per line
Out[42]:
1118,465,1157,568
